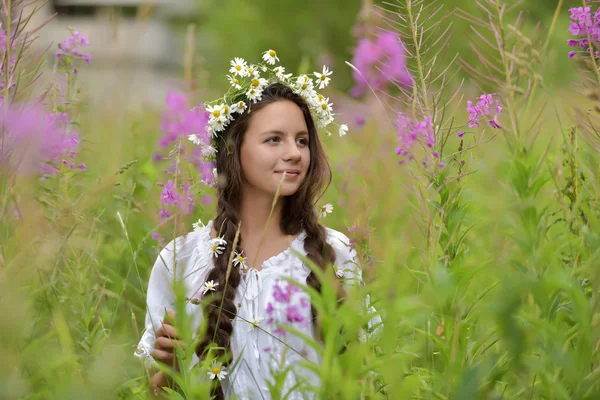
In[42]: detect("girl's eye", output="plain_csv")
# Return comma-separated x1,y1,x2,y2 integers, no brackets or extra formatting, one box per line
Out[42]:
296,138,309,146
265,137,281,143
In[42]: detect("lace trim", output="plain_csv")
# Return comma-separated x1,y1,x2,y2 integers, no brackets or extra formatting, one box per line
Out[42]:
134,342,157,369
261,231,307,270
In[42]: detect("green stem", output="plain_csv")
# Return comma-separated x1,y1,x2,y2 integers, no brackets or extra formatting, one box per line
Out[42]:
406,0,430,113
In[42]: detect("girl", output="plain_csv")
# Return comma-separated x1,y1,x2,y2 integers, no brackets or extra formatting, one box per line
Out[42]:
135,56,379,399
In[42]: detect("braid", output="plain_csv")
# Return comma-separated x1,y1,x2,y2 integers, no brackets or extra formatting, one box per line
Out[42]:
195,193,243,400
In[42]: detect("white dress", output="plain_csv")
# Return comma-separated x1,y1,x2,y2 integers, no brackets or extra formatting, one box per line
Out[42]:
134,220,380,399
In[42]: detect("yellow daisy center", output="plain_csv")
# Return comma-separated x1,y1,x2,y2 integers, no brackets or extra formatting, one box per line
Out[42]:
320,75,326,81
235,65,241,71
321,103,327,110
301,83,308,90
269,50,276,57
212,110,220,117
212,367,220,374
248,67,254,73
211,245,217,251
238,102,244,107
318,94,324,100
252,78,260,87
223,105,229,113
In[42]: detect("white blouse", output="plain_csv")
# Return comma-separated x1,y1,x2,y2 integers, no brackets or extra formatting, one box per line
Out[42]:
135,220,380,399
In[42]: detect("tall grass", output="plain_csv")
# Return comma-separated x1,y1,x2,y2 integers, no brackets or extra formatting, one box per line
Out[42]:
1,0,599,399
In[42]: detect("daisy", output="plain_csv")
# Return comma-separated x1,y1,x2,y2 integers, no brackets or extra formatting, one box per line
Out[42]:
317,114,334,129
246,64,260,78
202,280,219,295
338,124,348,137
229,57,248,77
273,66,292,81
227,75,242,90
188,134,203,145
318,203,333,218
262,49,280,65
317,97,333,117
208,237,226,257
206,104,224,120
250,77,268,91
246,87,263,103
192,218,205,232
314,65,333,89
231,100,247,114
233,251,247,269
207,361,228,380
295,75,314,98
333,265,345,278
248,317,265,331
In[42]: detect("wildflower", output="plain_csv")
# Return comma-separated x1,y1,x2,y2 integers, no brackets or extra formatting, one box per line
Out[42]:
56,29,92,65
208,237,226,258
231,100,247,114
207,361,228,380
192,218,205,232
160,180,181,206
338,124,348,137
333,265,344,278
318,203,333,218
314,65,333,89
227,75,242,90
350,30,412,97
229,57,248,77
295,75,314,98
202,280,219,295
246,87,263,103
274,66,292,81
246,64,260,78
466,94,502,129
233,251,247,268
262,49,279,65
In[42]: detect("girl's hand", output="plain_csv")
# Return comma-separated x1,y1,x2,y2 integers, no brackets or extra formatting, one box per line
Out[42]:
152,310,185,369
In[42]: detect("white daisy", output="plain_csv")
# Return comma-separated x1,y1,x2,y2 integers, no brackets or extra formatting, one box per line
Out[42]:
314,65,333,89
192,218,205,232
206,104,224,120
273,66,292,82
202,280,219,295
246,64,260,78
231,100,247,114
248,317,265,331
207,361,228,380
232,251,247,268
246,87,263,103
262,49,280,65
317,97,333,117
188,134,203,145
333,265,345,278
229,57,248,77
250,77,268,91
338,124,348,137
317,114,334,129
221,104,234,123
227,75,242,90
208,237,227,258
295,75,314,98
208,115,227,134
318,203,333,218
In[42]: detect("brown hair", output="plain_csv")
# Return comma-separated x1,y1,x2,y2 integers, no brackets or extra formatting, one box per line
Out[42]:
195,83,337,399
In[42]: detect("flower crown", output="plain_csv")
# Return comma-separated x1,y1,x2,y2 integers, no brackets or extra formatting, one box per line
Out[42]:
188,50,348,162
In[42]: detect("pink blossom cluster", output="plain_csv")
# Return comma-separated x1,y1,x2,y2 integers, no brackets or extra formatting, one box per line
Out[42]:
0,105,84,179
350,31,413,97
395,113,441,166
265,280,310,337
567,6,600,59
156,179,194,223
56,30,92,64
465,94,502,130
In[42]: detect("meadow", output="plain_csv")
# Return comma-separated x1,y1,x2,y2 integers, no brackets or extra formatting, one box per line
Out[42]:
1,0,599,399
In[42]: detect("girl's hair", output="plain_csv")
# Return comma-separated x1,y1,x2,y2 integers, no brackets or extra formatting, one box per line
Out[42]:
195,83,337,399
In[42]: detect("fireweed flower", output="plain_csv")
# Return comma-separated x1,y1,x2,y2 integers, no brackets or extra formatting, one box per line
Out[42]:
56,30,92,65
350,30,413,97
156,179,194,223
567,6,600,59
466,94,502,129
0,105,84,179
395,112,439,165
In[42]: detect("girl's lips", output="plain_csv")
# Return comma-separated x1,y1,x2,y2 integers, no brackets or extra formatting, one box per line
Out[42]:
275,171,300,178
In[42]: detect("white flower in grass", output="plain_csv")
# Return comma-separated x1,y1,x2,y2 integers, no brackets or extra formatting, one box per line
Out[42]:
227,75,242,90
207,361,228,380
233,251,247,269
318,203,333,218
188,134,202,145
314,65,333,89
192,219,205,232
262,49,280,65
229,57,248,77
231,100,247,114
338,124,348,137
208,237,226,258
202,280,219,295
333,265,345,278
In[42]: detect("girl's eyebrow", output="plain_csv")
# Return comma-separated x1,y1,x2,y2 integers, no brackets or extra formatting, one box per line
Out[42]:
261,130,309,136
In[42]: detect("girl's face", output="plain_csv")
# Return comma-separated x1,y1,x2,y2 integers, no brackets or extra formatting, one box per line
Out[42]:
240,100,311,198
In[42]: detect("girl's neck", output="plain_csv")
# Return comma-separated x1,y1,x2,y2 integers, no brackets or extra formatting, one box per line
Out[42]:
238,190,286,241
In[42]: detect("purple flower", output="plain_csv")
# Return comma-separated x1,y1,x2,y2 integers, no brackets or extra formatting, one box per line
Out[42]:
395,112,436,163
350,30,413,97
457,130,466,138
56,30,92,66
158,91,209,150
160,180,181,206
567,6,600,59
466,94,502,130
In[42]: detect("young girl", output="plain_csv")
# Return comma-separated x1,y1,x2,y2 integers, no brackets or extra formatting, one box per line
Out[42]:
135,53,379,399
